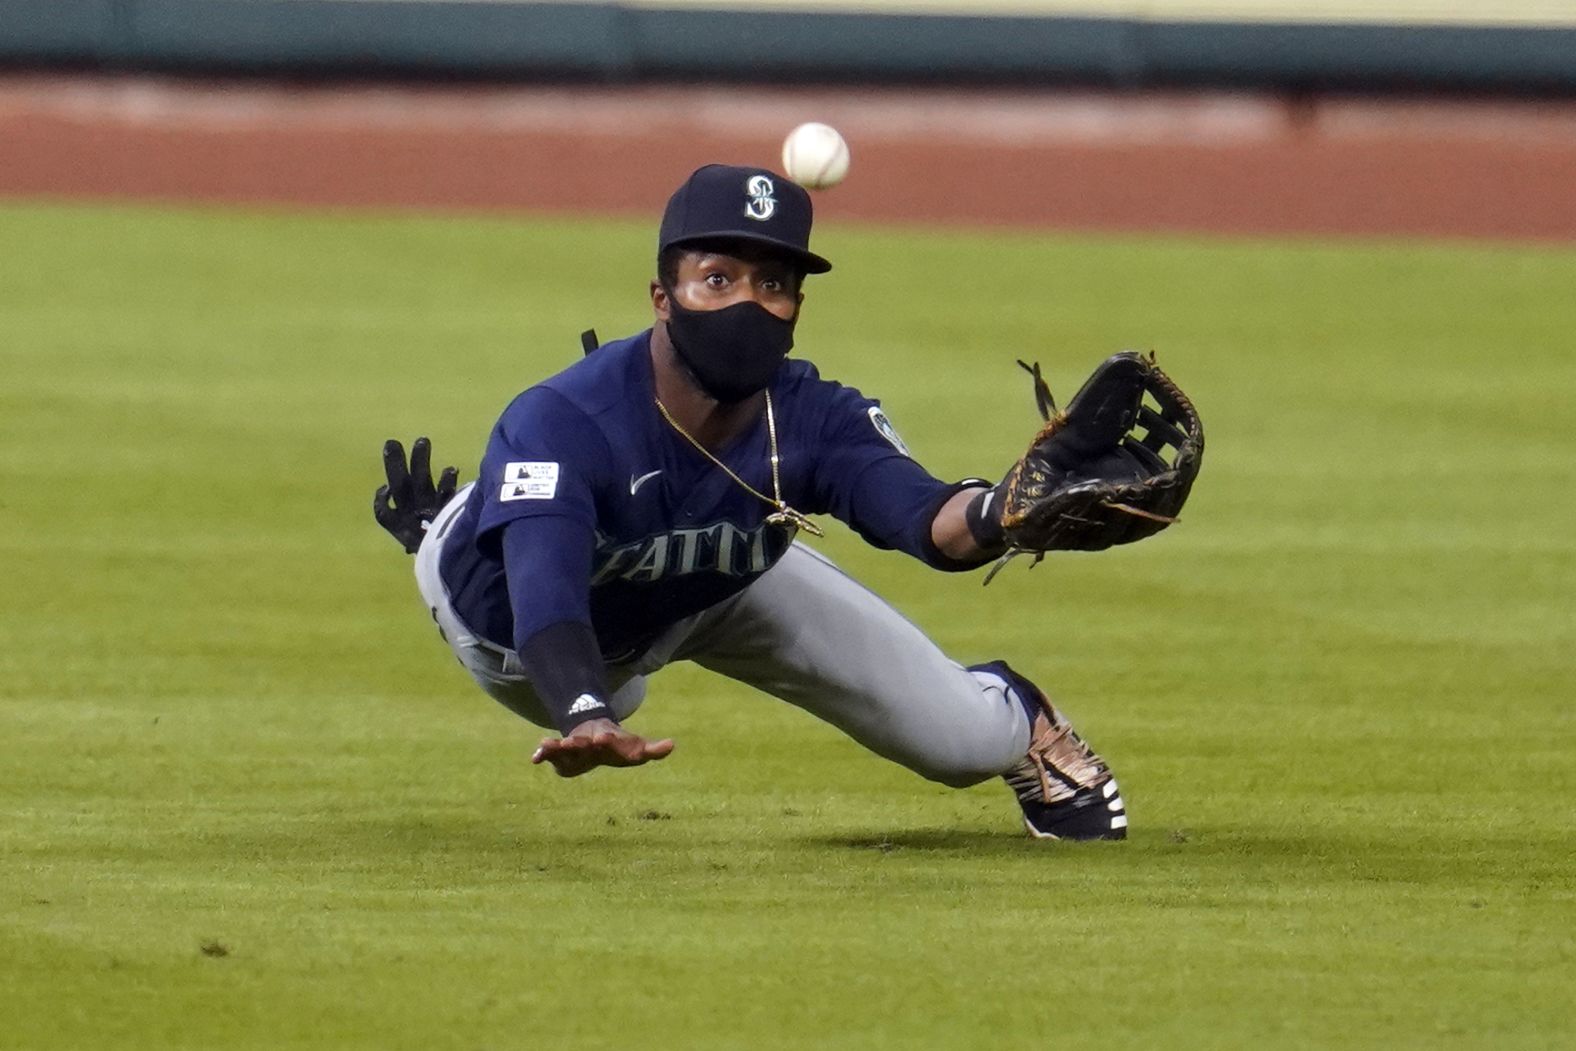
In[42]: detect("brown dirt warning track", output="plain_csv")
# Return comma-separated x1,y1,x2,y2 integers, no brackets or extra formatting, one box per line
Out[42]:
3,74,1575,240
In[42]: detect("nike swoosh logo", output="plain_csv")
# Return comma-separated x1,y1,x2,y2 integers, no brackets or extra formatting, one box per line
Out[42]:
629,470,662,496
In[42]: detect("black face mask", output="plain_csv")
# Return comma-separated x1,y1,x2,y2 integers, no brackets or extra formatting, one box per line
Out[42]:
663,292,796,404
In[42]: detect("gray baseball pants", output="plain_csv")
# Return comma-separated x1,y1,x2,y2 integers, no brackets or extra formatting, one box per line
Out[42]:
414,486,1031,787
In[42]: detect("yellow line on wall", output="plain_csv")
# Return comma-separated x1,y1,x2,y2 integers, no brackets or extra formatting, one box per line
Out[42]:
596,0,1576,28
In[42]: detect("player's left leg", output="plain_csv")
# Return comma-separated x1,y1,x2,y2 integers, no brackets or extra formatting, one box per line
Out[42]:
673,542,1126,840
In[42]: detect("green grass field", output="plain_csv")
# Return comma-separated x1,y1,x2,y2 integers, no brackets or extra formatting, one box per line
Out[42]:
2,202,1573,1049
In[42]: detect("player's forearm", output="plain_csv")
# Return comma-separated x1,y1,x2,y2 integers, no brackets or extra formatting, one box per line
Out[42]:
515,620,617,732
930,486,1004,561
500,518,614,732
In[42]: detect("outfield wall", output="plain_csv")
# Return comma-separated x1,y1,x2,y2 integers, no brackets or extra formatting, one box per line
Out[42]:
2,0,1575,90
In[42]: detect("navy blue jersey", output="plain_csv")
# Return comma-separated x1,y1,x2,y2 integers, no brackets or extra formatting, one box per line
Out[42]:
439,330,956,657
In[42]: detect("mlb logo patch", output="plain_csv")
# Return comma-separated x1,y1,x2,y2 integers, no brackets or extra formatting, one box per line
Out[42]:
500,461,560,501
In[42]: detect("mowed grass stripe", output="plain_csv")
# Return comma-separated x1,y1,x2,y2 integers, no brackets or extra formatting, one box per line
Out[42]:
1,202,1573,1049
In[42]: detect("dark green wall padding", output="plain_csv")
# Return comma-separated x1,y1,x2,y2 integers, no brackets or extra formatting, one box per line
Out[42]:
1,0,1573,90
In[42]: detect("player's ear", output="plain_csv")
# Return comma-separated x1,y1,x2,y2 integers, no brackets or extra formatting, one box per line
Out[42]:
650,279,671,322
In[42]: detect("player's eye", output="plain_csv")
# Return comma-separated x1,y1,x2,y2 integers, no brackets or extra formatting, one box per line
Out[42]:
760,273,792,294
704,272,729,289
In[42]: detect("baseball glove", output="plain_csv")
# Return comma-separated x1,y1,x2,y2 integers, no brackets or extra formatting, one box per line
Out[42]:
373,437,459,554
984,351,1203,582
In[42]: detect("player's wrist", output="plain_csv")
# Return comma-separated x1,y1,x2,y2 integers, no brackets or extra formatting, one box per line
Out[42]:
964,484,1008,553
563,715,621,738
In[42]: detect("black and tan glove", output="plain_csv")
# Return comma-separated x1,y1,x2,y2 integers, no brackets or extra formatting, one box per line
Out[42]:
970,352,1204,582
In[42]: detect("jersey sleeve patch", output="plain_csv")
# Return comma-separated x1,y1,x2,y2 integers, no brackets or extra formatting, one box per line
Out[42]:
867,407,911,457
500,461,560,501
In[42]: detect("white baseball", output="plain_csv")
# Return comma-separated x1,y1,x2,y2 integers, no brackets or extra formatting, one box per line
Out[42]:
782,122,850,191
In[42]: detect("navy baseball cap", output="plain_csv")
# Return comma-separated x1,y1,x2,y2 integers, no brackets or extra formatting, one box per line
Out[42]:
659,164,832,275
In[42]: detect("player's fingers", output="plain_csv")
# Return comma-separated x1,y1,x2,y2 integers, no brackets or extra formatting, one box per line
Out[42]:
409,436,431,475
382,439,412,503
603,734,674,767
532,735,588,762
531,736,569,764
410,437,436,504
533,737,598,778
437,466,459,504
594,732,642,765
373,484,393,520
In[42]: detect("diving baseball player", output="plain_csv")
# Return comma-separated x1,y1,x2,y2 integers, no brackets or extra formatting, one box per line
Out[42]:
375,164,1202,840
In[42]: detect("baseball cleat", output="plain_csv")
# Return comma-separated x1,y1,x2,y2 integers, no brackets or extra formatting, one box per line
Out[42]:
1017,777,1127,841
1002,678,1127,841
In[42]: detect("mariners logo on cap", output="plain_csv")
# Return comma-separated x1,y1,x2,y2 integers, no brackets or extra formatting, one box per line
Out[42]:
744,175,776,222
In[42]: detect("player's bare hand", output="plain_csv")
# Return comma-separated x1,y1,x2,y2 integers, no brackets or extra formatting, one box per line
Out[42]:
530,718,675,778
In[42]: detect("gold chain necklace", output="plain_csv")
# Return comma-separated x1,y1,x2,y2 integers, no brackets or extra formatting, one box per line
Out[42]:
654,391,824,537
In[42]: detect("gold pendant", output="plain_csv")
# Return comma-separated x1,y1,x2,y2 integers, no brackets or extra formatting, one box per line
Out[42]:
767,505,824,538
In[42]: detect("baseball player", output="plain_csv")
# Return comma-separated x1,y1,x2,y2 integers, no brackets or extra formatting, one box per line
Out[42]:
375,164,1200,840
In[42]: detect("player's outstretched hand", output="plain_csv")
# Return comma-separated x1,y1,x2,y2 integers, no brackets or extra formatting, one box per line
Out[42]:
373,436,460,554
530,718,676,778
